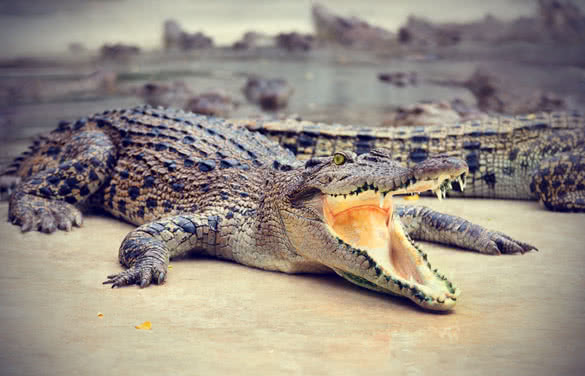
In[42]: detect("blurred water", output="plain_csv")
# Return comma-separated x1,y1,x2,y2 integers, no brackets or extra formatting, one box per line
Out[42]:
0,0,538,58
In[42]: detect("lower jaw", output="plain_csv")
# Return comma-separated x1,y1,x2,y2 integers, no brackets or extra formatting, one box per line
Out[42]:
323,195,458,310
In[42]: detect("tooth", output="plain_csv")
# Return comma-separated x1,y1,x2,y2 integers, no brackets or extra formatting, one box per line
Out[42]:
435,189,442,201
379,192,384,208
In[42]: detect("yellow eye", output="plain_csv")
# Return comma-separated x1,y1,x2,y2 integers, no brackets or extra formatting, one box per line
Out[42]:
333,153,346,165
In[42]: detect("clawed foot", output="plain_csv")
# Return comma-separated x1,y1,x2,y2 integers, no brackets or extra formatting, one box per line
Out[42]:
9,192,83,233
103,260,167,288
484,231,538,255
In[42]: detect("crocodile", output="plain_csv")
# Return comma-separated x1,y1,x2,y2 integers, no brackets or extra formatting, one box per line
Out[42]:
236,111,585,211
0,106,536,311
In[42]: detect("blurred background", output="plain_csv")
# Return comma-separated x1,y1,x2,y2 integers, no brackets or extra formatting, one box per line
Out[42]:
1,0,584,164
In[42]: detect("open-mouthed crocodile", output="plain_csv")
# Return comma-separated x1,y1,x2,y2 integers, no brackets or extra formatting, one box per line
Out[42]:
235,111,585,211
0,106,535,310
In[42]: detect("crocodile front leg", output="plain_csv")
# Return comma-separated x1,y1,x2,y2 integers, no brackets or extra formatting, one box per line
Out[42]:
396,205,537,255
8,131,116,233
104,213,225,287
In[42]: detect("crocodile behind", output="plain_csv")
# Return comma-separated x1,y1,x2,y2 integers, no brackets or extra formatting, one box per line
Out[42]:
238,112,585,211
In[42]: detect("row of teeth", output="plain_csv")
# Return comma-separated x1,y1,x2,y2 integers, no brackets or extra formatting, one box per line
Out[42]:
433,174,466,201
330,173,467,206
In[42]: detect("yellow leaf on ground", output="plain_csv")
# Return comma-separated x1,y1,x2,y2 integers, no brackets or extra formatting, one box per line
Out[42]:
168,265,173,269
97,312,104,318
403,194,420,201
135,321,152,330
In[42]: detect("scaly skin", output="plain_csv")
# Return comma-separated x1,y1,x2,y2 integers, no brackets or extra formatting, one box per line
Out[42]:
1,106,536,311
235,112,585,211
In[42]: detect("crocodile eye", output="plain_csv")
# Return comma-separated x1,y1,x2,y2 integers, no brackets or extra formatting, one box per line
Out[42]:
333,153,346,165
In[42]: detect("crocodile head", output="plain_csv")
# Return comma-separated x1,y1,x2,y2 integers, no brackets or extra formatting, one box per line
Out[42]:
279,148,468,311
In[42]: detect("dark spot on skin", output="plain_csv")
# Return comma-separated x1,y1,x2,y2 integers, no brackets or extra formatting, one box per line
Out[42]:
298,133,315,147
90,157,101,168
253,159,263,167
577,183,585,191
539,180,549,196
200,183,210,193
163,200,173,212
552,181,561,189
466,153,479,173
146,198,157,209
135,152,145,161
106,155,116,169
89,169,99,181
220,191,229,200
182,136,195,144
80,185,90,196
122,138,132,147
164,160,177,172
46,146,61,157
119,170,129,179
137,207,145,218
226,211,234,219
58,184,72,196
554,164,568,176
284,143,297,155
95,118,110,128
155,143,167,151
57,120,70,131
470,131,482,137
65,196,77,204
411,135,429,143
482,172,496,188
355,141,371,155
118,200,126,214
305,159,321,168
65,177,78,188
463,141,481,150
39,187,53,197
47,175,61,185
184,159,195,167
73,118,87,130
409,149,428,163
220,159,239,169
128,186,140,200
143,175,155,188
73,162,86,173
509,148,519,161
239,192,249,198
198,160,216,172
29,178,42,185
172,182,184,192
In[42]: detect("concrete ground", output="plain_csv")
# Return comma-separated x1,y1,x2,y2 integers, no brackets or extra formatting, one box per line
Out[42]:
1,197,584,375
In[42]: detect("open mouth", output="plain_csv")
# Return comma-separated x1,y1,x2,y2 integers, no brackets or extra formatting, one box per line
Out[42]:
322,173,466,310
